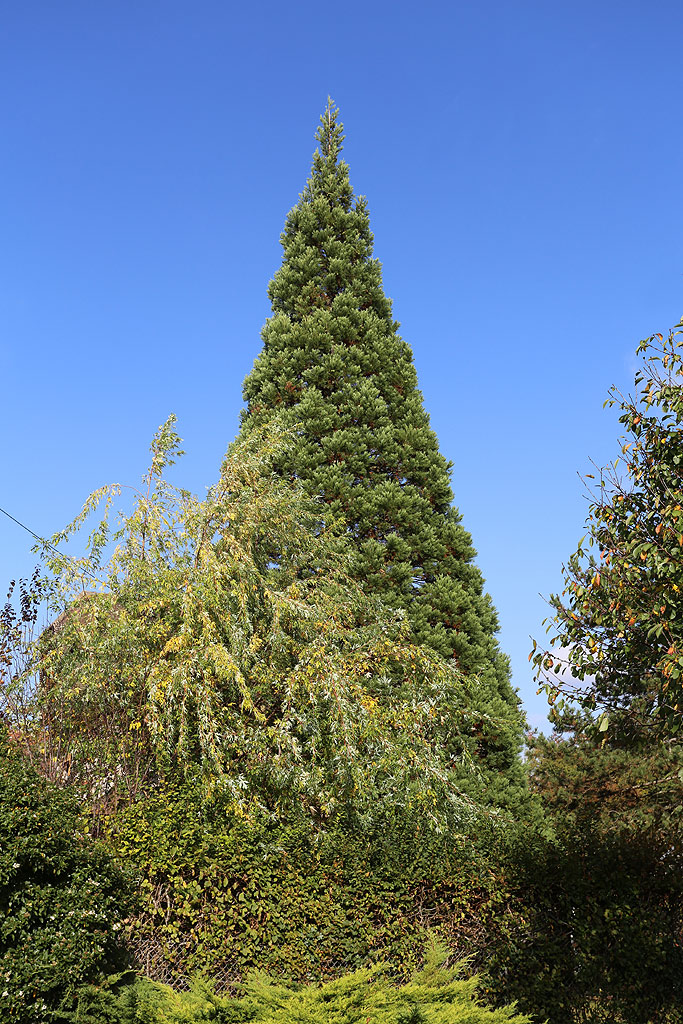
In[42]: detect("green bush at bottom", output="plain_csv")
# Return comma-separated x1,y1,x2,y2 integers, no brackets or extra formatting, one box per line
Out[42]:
71,944,533,1023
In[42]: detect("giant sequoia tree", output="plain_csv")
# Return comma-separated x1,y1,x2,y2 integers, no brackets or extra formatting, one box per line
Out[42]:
242,103,526,806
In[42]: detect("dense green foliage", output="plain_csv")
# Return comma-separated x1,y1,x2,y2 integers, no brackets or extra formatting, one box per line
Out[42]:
241,103,526,809
230,947,531,1024
100,779,505,984
528,708,683,840
7,108,683,1023
532,322,683,738
94,764,683,1024
0,733,131,1023
475,721,683,1023
486,820,683,1022
3,416,540,1016
66,946,532,1024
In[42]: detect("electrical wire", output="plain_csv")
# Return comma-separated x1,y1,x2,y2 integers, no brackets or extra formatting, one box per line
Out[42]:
0,504,103,585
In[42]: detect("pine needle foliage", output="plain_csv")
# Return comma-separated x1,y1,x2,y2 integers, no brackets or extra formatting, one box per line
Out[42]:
236,946,531,1024
241,102,525,805
67,945,533,1024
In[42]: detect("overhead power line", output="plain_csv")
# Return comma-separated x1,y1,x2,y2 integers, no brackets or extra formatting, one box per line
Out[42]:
0,504,102,585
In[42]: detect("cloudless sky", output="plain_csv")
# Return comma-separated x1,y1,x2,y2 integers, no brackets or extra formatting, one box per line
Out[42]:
2,0,682,729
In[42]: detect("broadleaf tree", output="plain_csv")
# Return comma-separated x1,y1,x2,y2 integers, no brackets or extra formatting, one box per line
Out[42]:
16,417,493,833
532,321,683,740
241,101,526,808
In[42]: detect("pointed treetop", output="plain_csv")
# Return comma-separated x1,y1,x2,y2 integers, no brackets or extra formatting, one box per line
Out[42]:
301,99,352,209
315,98,344,162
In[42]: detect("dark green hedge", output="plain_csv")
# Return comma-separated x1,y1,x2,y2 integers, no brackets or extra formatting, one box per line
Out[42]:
484,823,683,1023
0,737,132,1023
102,783,501,983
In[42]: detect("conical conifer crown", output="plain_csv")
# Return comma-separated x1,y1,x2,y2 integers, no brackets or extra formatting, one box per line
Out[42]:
242,102,527,809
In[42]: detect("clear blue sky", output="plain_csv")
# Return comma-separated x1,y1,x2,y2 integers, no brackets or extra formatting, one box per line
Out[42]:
2,0,682,729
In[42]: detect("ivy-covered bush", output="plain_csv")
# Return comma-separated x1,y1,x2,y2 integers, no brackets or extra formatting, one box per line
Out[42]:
101,779,504,984
0,735,132,1022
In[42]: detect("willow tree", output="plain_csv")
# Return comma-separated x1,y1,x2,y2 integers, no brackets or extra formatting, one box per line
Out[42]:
14,417,489,832
241,103,526,808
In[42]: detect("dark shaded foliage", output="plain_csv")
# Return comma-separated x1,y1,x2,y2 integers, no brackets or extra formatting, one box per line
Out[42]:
0,734,132,1022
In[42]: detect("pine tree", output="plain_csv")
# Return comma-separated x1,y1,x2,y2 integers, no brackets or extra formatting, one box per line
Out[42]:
241,102,526,807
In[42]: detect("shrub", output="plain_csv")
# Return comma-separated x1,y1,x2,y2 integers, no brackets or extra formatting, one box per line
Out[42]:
0,734,132,1022
484,821,683,1023
236,945,532,1024
68,945,532,1023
